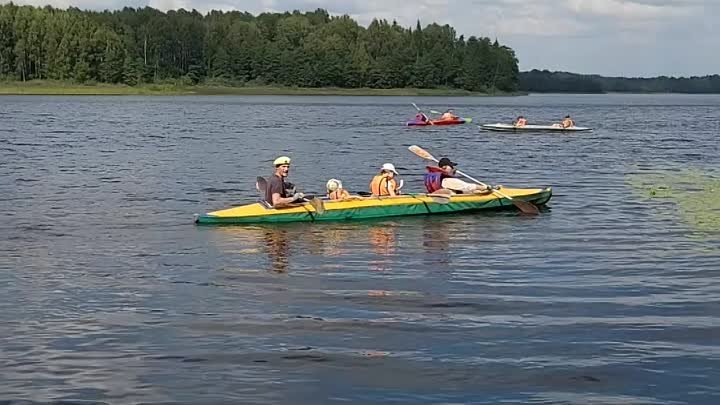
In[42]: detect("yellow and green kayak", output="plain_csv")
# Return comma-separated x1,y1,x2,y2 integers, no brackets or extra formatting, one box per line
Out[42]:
194,187,552,225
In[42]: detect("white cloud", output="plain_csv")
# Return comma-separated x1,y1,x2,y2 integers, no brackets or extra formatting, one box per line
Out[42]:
148,0,189,11
565,0,695,19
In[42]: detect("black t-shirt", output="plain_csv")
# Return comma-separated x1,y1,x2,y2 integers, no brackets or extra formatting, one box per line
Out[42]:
265,174,288,205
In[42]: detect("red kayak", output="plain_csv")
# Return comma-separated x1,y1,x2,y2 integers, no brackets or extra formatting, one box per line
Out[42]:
406,117,472,126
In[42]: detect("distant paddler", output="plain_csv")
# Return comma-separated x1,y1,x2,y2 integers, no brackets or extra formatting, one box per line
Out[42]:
439,109,460,121
413,112,429,123
550,115,576,128
561,115,575,128
514,116,528,127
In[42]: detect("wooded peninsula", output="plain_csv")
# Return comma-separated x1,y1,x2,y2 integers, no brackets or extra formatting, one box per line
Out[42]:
0,4,519,95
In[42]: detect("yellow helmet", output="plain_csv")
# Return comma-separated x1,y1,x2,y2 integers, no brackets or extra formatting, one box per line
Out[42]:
273,156,291,166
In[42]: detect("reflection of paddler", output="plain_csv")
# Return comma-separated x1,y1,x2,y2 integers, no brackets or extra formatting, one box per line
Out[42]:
368,225,397,273
317,226,354,257
368,226,397,256
422,219,451,267
262,228,290,273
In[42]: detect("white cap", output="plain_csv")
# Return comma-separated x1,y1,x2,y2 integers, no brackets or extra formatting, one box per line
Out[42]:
326,178,342,191
382,163,399,175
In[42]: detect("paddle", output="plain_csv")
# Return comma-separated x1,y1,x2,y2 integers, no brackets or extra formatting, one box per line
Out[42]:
407,145,540,215
256,176,325,214
256,176,268,194
411,103,433,125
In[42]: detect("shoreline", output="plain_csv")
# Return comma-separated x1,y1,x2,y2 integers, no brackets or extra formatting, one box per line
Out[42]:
0,81,523,97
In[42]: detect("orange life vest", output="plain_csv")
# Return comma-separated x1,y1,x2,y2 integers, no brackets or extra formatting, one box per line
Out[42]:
328,188,350,200
369,174,397,196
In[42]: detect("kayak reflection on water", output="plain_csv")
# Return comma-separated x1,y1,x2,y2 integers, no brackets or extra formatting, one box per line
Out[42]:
262,227,290,273
368,225,397,272
422,218,451,268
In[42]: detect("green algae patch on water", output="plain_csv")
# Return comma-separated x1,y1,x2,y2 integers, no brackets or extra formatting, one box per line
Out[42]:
626,169,720,235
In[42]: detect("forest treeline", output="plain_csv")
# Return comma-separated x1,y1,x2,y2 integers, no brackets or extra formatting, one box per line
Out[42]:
520,70,720,94
0,3,520,92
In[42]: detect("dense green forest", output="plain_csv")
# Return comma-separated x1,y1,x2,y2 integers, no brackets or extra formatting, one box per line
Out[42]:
520,70,720,94
0,3,520,92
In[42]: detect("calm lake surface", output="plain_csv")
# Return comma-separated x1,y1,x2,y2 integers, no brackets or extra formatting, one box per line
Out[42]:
1,94,719,404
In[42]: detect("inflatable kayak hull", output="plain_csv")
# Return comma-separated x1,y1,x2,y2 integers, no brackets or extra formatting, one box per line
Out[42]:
407,118,472,126
195,187,552,225
480,123,592,132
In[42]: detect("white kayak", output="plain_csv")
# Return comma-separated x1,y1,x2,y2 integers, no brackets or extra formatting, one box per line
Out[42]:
480,123,593,132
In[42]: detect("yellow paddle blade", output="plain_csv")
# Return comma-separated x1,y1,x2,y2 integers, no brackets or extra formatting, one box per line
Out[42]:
309,197,326,215
408,145,437,162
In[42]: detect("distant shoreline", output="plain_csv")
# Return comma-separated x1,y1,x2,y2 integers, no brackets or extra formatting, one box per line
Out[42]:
0,81,524,97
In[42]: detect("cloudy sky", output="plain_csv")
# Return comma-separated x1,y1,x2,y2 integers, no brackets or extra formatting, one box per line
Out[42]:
8,0,717,77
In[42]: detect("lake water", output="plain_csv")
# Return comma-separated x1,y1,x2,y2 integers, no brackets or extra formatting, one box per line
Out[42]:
1,94,719,404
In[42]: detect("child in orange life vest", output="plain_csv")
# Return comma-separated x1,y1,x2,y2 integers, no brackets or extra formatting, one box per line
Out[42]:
369,163,401,196
326,178,350,200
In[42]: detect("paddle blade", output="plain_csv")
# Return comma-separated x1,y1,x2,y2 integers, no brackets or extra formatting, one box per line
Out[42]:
256,176,268,194
309,197,326,215
486,186,540,215
511,199,540,215
408,145,437,162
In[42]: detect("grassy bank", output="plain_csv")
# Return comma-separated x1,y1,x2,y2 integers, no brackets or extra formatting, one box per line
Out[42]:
0,80,519,96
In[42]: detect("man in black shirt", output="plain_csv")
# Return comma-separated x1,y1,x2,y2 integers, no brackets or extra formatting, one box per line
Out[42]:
265,156,304,207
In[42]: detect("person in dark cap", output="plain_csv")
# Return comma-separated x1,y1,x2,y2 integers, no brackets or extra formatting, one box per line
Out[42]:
423,157,491,194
